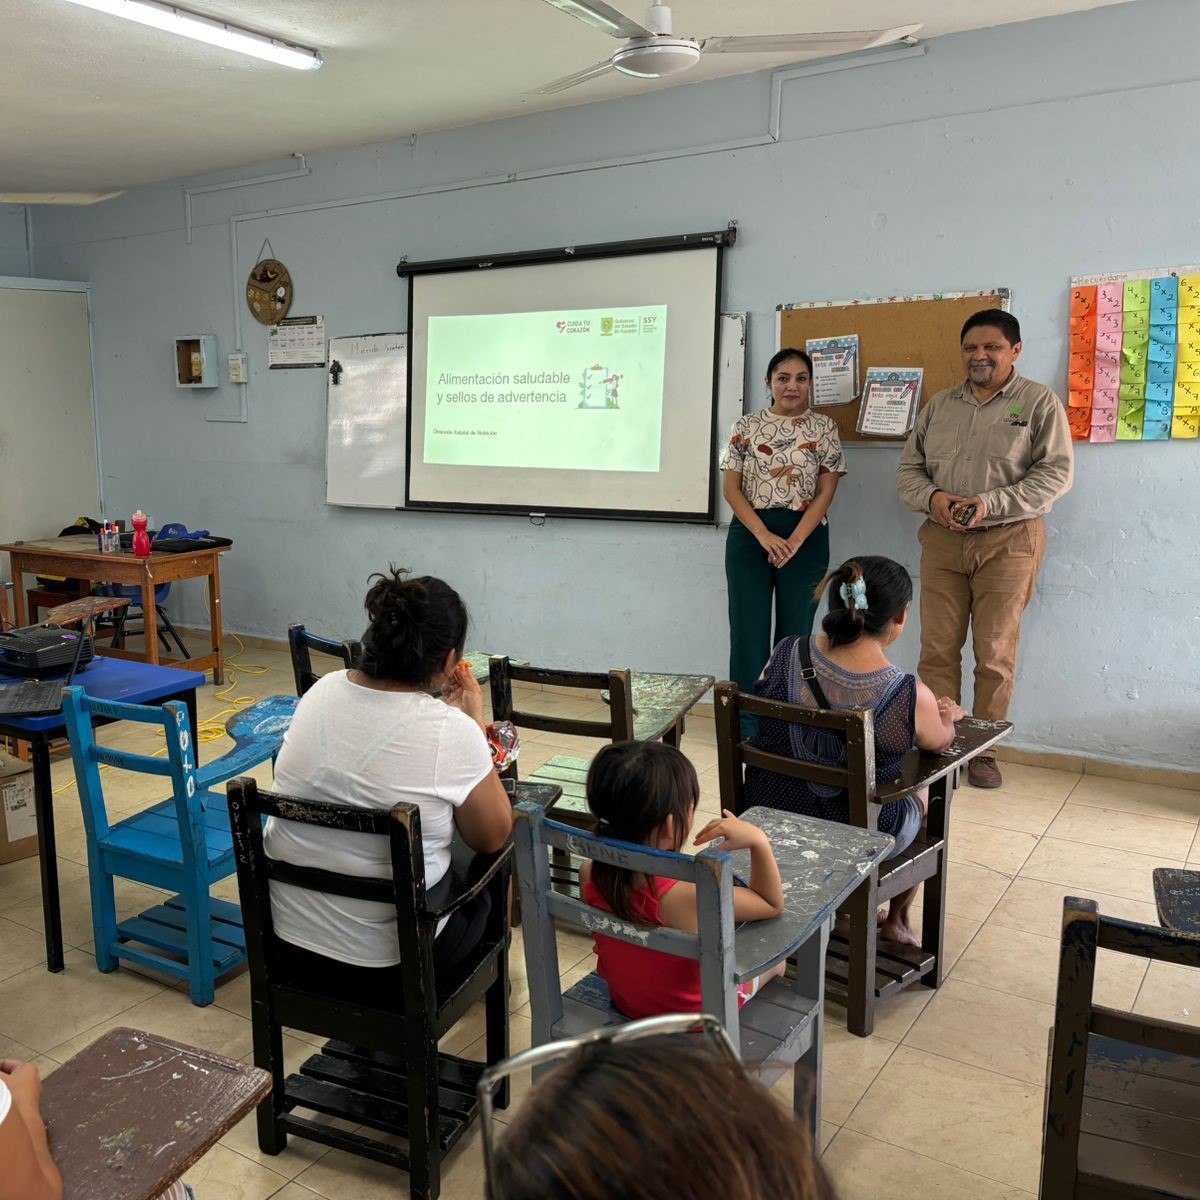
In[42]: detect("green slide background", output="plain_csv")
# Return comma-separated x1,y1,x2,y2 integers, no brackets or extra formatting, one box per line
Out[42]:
424,305,667,471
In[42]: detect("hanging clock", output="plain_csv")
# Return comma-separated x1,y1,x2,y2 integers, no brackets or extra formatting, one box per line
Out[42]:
246,257,293,325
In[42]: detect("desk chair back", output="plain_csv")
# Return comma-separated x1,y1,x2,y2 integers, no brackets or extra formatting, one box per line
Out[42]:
715,681,947,1038
512,799,738,1043
61,685,245,1005
1042,897,1200,1199
714,680,878,826
512,800,825,1131
226,776,512,1200
287,622,361,695
489,656,633,866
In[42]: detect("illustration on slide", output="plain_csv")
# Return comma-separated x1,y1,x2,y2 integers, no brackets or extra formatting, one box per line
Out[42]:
578,362,623,409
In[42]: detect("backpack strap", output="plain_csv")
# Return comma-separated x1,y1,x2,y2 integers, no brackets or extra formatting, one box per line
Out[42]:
796,636,832,711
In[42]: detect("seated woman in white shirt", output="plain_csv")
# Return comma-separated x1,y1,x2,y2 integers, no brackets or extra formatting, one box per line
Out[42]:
263,567,513,995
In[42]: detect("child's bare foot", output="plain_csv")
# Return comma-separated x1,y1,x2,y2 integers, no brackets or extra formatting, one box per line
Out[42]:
877,906,888,926
879,918,920,948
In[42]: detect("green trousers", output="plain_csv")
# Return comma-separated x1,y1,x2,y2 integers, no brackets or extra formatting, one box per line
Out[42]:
725,512,831,705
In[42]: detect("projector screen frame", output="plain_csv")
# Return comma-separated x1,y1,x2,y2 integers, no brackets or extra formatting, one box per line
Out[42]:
397,227,735,525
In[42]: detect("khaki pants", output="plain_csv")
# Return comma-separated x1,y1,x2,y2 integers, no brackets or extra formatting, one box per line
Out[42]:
917,517,1047,722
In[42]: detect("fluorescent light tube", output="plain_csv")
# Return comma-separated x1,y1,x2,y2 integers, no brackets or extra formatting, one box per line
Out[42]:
59,0,324,70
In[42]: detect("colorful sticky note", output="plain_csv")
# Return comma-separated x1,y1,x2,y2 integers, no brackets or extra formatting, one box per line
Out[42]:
1122,310,1150,337
1094,356,1120,390
1146,378,1173,404
1178,275,1200,307
1123,278,1151,310
1070,285,1097,317
1069,314,1096,339
1145,398,1173,423
1097,282,1124,313
1171,409,1200,438
1150,276,1179,310
1177,358,1200,384
1097,311,1123,336
1150,321,1177,346
1144,418,1171,441
1090,420,1117,443
1092,386,1118,410
1148,358,1176,386
1121,341,1147,368
1067,408,1091,440
1119,380,1145,402
1096,328,1122,353
1149,303,1177,327
1179,333,1200,362
1175,380,1200,406
1117,400,1145,440
1148,338,1176,363
1068,388,1092,408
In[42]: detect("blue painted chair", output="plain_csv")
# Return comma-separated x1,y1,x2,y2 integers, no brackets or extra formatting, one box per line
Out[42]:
511,801,826,1136
62,687,298,1005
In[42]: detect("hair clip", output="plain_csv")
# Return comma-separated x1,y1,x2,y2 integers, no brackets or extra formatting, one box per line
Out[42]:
839,578,868,612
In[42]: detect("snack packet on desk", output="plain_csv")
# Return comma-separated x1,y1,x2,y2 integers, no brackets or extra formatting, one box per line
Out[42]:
486,720,520,770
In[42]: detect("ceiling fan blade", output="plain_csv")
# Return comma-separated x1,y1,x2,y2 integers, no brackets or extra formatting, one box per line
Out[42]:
701,24,922,56
538,0,652,39
528,57,618,95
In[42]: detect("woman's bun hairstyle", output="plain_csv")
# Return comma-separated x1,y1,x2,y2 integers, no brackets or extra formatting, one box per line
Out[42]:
359,566,468,685
818,555,913,648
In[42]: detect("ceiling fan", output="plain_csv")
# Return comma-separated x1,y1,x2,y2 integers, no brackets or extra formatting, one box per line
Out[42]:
532,1,922,94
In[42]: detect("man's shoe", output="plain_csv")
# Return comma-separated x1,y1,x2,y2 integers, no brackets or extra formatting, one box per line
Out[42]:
968,754,1002,789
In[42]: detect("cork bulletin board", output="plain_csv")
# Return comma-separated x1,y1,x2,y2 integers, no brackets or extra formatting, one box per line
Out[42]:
776,288,1011,444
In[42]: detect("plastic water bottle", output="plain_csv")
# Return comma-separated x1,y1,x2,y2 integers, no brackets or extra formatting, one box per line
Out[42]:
131,510,151,558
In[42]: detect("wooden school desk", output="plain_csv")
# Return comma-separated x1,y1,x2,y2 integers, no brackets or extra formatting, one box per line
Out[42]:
42,1027,270,1200
1,536,230,683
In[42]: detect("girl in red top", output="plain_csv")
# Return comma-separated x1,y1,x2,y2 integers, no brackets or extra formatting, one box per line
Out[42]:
580,741,786,1020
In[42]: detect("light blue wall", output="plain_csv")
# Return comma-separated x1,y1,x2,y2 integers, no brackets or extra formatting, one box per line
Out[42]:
0,206,30,276
30,0,1200,770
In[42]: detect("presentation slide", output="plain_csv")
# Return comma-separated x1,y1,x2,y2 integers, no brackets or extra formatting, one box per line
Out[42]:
424,305,667,472
407,244,721,519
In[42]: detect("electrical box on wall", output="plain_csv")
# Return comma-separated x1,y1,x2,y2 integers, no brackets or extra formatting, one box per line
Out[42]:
227,351,248,384
174,335,218,388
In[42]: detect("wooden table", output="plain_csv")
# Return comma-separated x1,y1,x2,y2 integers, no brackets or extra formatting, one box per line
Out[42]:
42,1027,269,1200
0,656,206,972
876,716,1014,805
2,536,230,684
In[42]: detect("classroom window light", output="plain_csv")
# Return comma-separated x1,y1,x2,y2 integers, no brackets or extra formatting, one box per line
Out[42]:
59,0,324,71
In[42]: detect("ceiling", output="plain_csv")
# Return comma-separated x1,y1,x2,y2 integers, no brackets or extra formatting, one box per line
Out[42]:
2,0,1135,198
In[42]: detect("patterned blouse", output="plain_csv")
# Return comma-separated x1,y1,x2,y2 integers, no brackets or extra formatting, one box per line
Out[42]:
719,408,847,511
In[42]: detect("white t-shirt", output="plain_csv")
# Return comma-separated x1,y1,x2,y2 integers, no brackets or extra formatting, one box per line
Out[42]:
263,670,495,967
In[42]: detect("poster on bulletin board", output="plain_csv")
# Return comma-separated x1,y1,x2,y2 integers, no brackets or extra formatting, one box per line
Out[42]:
1068,266,1200,442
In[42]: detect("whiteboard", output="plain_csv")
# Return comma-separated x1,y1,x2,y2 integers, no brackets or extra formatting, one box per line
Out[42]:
716,312,747,526
0,281,100,558
325,332,408,508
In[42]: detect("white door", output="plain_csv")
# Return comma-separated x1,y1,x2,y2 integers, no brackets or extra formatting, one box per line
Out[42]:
0,283,100,563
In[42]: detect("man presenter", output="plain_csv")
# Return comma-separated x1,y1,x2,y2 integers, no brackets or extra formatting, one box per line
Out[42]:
897,309,1073,788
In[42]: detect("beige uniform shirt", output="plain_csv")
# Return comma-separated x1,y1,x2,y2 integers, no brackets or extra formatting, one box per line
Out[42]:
896,373,1074,524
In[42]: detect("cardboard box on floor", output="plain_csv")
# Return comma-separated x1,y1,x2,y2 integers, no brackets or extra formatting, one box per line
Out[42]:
0,756,37,864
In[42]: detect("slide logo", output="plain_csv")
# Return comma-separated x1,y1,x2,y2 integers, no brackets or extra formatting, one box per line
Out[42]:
555,318,592,334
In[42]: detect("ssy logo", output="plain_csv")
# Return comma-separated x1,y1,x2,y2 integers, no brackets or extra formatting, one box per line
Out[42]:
555,321,567,332
600,316,614,336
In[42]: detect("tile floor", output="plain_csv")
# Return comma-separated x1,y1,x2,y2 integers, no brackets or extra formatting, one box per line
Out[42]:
1,644,1197,1199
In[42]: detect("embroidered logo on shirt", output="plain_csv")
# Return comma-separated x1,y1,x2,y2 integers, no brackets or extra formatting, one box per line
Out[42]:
1006,407,1028,427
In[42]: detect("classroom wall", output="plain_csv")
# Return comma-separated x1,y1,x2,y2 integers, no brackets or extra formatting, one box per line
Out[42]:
29,0,1200,772
0,206,30,277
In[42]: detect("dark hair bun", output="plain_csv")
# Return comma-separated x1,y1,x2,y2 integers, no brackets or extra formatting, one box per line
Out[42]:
819,556,913,648
359,566,469,686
